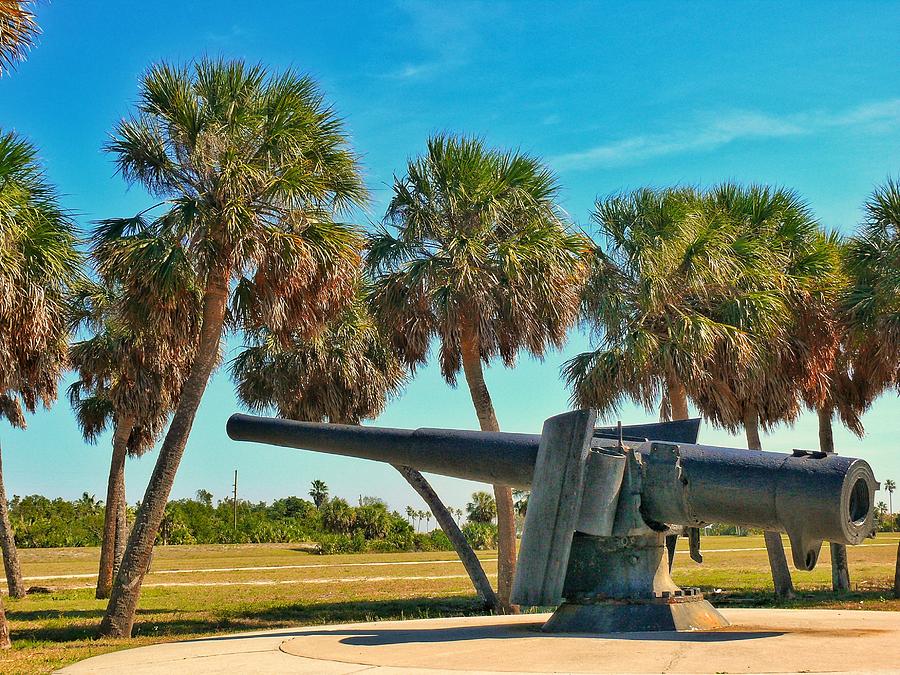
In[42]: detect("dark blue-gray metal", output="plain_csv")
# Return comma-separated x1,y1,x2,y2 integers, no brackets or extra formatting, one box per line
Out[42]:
226,414,699,488
595,418,701,444
226,413,539,487
226,412,877,560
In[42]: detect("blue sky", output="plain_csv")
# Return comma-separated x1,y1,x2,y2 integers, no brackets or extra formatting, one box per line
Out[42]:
0,1,898,516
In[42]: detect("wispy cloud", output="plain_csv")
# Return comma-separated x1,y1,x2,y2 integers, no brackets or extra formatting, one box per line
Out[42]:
383,0,500,81
551,99,900,171
384,62,444,81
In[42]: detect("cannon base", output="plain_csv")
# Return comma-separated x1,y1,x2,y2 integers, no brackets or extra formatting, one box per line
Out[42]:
547,531,730,632
543,594,729,633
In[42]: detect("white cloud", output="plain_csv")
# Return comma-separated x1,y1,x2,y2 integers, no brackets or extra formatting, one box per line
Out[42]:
551,99,900,171
385,62,444,81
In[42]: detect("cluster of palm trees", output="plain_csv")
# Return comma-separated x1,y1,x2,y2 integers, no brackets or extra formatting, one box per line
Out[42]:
406,505,467,531
1,2,898,647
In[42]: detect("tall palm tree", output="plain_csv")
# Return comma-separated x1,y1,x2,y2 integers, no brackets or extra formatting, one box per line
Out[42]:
367,134,592,611
885,480,896,517
843,179,900,596
230,284,499,607
0,9,60,648
97,59,366,638
565,187,726,422
0,1,38,74
68,275,198,599
691,185,844,598
567,184,839,599
0,131,79,612
308,480,329,509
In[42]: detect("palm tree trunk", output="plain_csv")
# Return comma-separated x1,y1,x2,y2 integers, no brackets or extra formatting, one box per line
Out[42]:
96,418,132,599
0,594,9,649
818,404,850,592
743,407,763,451
460,323,517,614
0,443,25,599
394,465,500,610
100,262,230,638
662,376,689,421
744,408,794,599
664,378,689,570
113,488,127,579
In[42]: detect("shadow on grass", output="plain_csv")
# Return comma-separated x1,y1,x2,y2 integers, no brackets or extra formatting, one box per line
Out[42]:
10,587,897,647
9,607,173,622
709,586,897,609
10,596,488,645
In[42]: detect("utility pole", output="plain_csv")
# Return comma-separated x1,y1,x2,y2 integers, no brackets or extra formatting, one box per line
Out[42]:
233,469,238,531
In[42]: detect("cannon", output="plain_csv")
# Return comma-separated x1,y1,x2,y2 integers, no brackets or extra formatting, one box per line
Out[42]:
227,409,878,633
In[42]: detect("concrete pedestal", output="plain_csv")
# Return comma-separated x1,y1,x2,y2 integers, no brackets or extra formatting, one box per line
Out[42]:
61,608,900,674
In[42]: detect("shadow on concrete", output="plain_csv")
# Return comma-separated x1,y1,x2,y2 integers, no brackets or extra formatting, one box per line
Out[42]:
327,625,783,646
187,622,783,647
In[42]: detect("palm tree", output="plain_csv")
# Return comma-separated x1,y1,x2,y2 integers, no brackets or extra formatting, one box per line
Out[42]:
0,1,38,74
565,187,714,422
230,285,499,607
405,506,415,525
692,185,846,597
367,134,591,611
0,10,60,648
68,276,198,599
885,480,896,517
0,131,79,612
843,179,900,596
567,184,840,598
97,59,366,638
467,491,496,524
308,481,329,509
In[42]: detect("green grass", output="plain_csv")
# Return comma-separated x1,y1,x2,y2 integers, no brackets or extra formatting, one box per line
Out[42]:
3,535,899,674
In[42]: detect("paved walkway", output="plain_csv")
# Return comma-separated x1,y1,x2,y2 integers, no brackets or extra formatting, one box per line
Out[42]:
59,608,900,674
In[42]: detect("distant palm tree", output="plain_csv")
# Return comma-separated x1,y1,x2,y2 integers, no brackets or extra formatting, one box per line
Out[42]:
467,491,496,524
884,480,896,518
0,1,38,74
68,276,198,599
367,135,592,611
405,506,415,525
97,59,366,638
0,130,80,608
309,481,329,509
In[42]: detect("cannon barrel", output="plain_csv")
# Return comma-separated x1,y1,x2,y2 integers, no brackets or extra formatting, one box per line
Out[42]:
226,413,539,486
226,413,877,553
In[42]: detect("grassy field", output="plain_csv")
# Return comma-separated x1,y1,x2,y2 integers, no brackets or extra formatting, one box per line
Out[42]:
2,535,899,674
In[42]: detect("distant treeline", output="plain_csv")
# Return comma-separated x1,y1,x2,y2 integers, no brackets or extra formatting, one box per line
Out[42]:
8,492,499,553
9,492,896,552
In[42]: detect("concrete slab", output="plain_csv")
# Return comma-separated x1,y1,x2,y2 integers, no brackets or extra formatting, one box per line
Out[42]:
59,609,900,674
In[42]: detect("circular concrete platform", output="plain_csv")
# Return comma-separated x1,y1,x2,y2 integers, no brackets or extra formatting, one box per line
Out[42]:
60,608,900,674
